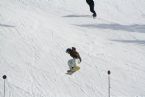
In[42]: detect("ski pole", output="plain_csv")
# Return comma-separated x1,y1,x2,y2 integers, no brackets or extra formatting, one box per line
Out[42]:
2,75,7,97
107,70,111,97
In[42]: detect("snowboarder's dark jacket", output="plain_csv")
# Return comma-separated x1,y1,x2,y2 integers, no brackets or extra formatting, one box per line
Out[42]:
66,47,82,62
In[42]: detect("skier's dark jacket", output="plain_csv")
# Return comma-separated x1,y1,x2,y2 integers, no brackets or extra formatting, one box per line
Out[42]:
66,47,82,62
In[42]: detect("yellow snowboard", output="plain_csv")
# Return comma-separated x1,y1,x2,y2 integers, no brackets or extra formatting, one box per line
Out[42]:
66,66,80,75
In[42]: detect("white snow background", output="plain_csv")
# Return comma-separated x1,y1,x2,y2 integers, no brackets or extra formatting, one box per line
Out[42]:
0,0,145,97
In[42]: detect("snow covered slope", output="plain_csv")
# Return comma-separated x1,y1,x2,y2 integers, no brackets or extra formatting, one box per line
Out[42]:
0,0,145,97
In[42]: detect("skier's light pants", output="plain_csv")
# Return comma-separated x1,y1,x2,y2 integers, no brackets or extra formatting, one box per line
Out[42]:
68,59,80,70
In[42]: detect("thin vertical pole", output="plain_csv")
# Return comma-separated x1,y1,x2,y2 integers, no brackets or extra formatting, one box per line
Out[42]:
108,70,111,97
3,75,7,97
4,79,5,97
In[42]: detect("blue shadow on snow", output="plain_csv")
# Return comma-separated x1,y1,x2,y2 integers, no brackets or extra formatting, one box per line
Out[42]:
75,23,145,33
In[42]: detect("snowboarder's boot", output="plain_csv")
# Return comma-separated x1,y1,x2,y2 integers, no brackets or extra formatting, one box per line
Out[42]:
93,13,97,18
67,67,75,72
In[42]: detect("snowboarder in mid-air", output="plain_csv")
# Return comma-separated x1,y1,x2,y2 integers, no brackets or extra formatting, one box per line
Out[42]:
66,47,81,73
86,0,97,18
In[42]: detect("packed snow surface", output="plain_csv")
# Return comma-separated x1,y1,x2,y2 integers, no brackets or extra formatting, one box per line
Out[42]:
0,0,145,97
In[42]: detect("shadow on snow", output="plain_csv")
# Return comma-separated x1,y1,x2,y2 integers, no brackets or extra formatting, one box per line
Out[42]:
111,39,145,46
0,23,15,27
75,23,145,33
63,14,91,18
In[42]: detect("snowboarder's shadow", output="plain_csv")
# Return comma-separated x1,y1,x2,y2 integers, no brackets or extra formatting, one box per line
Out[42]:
63,15,91,18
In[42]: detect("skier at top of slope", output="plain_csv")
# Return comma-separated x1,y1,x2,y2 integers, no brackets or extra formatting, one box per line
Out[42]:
66,47,81,71
86,0,97,18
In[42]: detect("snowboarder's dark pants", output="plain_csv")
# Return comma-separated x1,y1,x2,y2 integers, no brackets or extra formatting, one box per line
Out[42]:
86,0,96,14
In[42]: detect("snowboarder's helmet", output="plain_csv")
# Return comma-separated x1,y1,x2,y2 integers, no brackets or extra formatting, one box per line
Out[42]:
66,48,71,53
